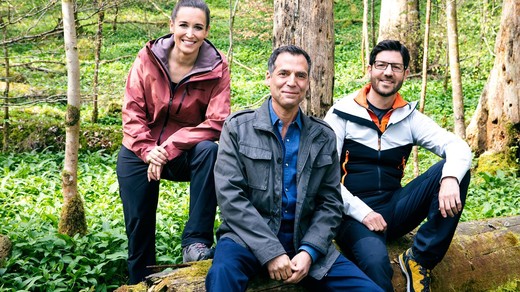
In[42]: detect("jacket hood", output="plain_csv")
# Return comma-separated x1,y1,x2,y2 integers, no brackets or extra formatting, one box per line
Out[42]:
148,34,223,78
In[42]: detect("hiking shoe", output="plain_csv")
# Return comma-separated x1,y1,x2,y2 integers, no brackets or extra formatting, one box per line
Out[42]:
399,248,432,292
182,243,214,263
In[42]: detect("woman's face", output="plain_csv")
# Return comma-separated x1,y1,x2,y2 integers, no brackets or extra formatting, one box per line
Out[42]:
170,7,209,57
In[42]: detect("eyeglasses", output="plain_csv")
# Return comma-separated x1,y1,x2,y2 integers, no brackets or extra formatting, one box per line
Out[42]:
373,61,406,73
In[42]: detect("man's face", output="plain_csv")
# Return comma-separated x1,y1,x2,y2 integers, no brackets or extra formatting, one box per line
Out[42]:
265,52,310,113
368,50,409,98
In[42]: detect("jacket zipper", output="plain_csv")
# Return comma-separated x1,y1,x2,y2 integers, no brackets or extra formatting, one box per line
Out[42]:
175,85,189,114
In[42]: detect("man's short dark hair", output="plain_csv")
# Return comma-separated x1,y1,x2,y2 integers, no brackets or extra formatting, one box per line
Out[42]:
369,40,410,69
171,0,211,29
268,45,312,74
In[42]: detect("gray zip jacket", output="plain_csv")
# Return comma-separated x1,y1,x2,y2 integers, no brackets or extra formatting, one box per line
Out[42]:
214,99,343,280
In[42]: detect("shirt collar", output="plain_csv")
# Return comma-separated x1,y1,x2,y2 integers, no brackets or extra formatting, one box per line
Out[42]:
268,98,302,129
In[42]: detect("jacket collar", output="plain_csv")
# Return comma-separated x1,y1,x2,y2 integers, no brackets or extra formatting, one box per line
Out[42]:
255,98,319,138
354,83,409,110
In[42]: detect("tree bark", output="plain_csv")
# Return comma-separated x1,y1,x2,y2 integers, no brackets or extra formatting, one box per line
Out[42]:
413,0,432,178
1,15,10,152
361,0,369,74
273,0,334,118
91,0,104,124
227,0,239,71
116,216,520,292
467,0,520,159
378,0,421,73
59,0,87,236
446,0,466,139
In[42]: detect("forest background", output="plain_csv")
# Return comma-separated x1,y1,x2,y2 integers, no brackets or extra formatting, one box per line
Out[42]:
0,0,518,291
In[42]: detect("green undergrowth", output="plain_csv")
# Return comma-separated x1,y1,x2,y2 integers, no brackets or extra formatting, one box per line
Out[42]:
0,150,204,291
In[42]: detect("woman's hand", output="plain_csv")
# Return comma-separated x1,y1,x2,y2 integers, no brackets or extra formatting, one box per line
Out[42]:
146,146,168,181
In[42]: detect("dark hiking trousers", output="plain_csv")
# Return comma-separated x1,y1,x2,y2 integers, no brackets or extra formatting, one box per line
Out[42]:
117,141,218,284
335,160,471,292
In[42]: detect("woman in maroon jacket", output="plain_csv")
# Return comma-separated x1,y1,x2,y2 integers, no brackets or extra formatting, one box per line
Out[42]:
116,0,230,284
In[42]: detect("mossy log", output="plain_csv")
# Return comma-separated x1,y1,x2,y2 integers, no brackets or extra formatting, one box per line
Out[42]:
115,216,520,292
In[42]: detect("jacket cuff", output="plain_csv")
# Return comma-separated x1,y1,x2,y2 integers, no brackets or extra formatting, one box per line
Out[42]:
162,143,183,161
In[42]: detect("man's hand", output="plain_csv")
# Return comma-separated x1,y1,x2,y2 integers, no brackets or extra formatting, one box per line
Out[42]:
267,254,293,281
362,211,387,232
438,177,462,218
145,146,168,182
284,251,312,284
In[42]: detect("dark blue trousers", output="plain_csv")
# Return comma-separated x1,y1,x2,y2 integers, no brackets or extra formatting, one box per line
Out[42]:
335,160,471,292
206,238,383,292
117,141,218,284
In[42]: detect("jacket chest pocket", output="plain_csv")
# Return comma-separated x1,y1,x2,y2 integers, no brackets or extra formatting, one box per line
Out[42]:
306,154,333,195
239,144,272,191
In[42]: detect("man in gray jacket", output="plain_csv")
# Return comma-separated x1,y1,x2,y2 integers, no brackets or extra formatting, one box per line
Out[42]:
205,45,382,292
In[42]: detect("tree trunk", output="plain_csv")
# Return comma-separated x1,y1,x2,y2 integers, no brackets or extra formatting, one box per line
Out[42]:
446,0,466,139
378,0,421,73
467,0,520,159
59,0,87,236
370,0,375,48
116,216,520,292
273,0,334,118
227,0,239,71
112,0,119,32
1,15,10,152
413,0,433,177
361,0,369,74
91,0,104,124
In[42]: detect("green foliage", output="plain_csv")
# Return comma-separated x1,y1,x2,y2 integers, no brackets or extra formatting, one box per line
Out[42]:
0,150,192,290
462,170,520,220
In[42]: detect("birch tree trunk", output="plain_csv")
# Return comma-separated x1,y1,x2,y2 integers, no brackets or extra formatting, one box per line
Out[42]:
59,0,87,236
446,0,466,139
467,0,520,159
378,0,421,73
273,0,334,118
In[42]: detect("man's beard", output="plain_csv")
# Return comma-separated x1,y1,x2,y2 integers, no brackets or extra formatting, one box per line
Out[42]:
371,78,403,97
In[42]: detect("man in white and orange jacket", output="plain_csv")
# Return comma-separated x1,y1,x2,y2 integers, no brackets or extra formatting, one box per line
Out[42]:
324,40,471,292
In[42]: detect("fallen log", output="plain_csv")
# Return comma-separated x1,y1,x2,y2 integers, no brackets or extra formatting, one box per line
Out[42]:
115,215,520,292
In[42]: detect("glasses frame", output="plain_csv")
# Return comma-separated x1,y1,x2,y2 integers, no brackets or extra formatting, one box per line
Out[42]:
372,60,406,73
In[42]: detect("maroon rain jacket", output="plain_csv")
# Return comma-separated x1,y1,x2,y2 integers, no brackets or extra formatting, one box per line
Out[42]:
122,34,231,162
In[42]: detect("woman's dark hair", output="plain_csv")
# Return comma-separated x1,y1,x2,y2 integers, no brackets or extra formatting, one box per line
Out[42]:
171,0,211,29
268,45,312,74
369,40,410,69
